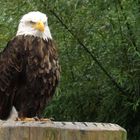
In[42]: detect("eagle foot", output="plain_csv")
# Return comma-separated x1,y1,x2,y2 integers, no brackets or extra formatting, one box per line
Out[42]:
16,117,38,121
16,117,53,122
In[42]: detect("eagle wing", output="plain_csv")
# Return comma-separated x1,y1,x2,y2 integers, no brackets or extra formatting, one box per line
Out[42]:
0,37,22,119
0,36,60,119
14,37,60,117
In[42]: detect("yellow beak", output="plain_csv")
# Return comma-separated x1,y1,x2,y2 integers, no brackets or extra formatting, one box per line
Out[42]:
34,21,45,32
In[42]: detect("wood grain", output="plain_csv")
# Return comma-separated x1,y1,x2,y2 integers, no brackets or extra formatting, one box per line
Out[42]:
0,121,127,140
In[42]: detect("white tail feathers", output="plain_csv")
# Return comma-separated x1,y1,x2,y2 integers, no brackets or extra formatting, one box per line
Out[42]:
7,106,18,121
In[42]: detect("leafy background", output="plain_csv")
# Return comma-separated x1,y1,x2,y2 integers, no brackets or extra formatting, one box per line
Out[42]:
0,0,139,140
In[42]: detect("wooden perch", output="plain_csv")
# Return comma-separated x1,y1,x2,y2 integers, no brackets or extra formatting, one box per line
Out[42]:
0,121,126,140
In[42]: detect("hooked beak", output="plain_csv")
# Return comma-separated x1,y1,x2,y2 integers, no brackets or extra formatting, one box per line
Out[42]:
33,21,45,32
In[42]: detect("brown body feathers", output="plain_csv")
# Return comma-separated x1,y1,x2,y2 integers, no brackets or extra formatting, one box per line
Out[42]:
0,35,60,120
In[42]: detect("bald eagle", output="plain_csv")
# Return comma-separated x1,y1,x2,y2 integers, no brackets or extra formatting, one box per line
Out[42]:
0,11,60,120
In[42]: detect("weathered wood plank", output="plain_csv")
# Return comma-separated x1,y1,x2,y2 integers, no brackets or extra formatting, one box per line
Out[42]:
0,121,127,140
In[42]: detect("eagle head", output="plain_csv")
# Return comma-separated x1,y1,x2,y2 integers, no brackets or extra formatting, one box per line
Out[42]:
16,11,52,40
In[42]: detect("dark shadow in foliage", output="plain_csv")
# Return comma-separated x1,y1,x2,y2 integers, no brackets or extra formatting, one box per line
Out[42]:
44,90,102,122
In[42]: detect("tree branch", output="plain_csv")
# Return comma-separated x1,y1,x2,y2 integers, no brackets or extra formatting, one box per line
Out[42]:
49,9,128,95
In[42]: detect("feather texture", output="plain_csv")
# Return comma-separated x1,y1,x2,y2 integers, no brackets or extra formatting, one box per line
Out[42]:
0,35,60,119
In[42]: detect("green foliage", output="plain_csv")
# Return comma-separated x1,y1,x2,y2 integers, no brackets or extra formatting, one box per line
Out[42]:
0,0,139,140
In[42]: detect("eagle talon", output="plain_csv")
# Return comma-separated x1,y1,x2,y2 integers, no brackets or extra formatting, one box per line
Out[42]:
33,116,40,121
15,117,20,121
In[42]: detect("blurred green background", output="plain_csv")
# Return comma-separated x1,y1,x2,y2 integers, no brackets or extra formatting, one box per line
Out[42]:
0,0,139,139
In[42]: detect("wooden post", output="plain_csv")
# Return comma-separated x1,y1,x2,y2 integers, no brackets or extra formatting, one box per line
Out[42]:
0,121,126,140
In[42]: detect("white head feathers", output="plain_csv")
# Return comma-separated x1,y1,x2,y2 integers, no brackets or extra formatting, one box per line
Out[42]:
16,11,52,40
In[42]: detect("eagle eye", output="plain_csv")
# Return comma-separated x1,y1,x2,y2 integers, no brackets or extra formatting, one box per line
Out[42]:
29,21,36,24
